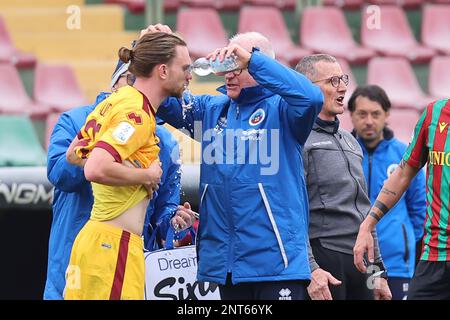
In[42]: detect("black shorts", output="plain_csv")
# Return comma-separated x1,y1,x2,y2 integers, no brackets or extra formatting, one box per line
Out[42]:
408,260,450,300
218,273,309,300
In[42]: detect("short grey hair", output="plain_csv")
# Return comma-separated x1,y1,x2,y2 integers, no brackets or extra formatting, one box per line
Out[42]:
229,32,275,59
295,54,337,81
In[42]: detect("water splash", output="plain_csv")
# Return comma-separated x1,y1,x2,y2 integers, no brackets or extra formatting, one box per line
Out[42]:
181,85,195,119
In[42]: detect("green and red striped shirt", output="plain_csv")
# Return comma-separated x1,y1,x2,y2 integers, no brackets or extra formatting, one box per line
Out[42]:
404,99,450,261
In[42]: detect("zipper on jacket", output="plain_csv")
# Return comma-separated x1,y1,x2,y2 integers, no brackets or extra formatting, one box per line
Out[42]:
225,181,235,274
402,224,410,262
195,184,209,260
368,152,373,198
258,183,289,269
332,134,365,221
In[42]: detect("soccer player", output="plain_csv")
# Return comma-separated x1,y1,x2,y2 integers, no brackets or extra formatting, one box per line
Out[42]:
64,32,192,300
354,99,450,299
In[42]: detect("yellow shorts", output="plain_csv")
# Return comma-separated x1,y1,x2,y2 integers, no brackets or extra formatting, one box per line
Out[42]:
64,220,144,300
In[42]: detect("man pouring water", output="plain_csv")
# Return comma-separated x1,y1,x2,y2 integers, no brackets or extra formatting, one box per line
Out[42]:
152,25,324,300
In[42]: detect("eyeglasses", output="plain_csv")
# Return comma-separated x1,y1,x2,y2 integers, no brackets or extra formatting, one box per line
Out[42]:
215,68,245,77
313,74,349,88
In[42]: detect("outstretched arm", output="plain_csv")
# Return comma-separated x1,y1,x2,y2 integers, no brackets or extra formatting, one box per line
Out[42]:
354,160,420,272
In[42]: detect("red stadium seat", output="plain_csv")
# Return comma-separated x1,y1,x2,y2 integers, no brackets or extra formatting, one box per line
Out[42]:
244,0,296,10
104,0,179,13
322,0,363,9
422,5,450,55
301,7,375,64
181,0,242,10
387,109,420,144
429,56,450,99
368,0,422,8
45,112,61,150
367,57,433,112
34,63,87,113
176,8,228,59
238,6,311,66
0,63,49,118
0,16,36,69
361,6,435,63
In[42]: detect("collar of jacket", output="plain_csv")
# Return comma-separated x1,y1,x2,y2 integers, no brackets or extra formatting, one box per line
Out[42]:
313,116,340,134
216,84,274,105
353,126,395,152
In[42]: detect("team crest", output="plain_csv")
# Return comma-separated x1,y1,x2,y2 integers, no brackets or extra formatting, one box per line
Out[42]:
249,108,265,126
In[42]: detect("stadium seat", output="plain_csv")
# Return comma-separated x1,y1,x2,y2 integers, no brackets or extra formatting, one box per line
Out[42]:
45,112,61,150
0,16,36,69
0,63,49,118
322,0,363,9
176,8,228,59
181,0,242,10
0,115,46,166
301,7,375,64
422,5,450,55
367,57,433,112
243,0,296,10
361,6,435,63
34,63,87,113
387,109,420,144
238,6,311,66
428,56,450,99
368,0,422,8
104,0,179,13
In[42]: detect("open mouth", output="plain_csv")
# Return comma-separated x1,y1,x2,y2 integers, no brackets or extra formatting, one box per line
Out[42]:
336,96,344,105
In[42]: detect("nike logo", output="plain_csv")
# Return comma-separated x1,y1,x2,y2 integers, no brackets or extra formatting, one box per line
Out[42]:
439,122,448,133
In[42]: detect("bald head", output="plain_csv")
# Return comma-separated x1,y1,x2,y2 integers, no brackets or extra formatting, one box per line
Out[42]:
229,32,275,59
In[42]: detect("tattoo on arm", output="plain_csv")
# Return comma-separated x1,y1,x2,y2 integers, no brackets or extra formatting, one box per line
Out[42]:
369,211,381,222
374,200,389,215
381,188,397,197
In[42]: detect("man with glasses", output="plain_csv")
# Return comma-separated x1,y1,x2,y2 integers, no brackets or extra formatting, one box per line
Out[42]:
156,28,324,300
296,54,391,300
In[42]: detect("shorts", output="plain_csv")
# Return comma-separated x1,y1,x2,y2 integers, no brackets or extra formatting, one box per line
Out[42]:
64,220,144,300
408,260,450,300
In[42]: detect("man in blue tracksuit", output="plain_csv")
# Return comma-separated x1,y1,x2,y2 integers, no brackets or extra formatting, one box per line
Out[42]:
43,63,191,299
157,30,323,299
348,85,426,299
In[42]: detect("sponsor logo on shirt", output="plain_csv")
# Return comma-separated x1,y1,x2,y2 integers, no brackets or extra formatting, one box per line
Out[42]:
113,122,135,143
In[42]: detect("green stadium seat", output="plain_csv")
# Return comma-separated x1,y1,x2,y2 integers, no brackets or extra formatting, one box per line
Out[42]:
0,115,46,166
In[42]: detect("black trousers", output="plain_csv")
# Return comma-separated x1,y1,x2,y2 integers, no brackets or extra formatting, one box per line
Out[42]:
218,273,309,300
310,239,374,300
408,260,450,300
388,277,410,300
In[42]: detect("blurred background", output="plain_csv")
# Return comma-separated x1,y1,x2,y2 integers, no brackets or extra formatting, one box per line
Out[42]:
0,0,448,299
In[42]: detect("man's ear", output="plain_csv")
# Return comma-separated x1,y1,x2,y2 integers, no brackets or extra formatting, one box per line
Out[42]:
158,64,168,79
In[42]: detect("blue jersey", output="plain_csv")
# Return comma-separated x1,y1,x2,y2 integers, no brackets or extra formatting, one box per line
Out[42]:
158,50,323,284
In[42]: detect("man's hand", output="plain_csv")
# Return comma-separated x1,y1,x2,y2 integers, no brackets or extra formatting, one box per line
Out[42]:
143,161,162,198
140,24,172,39
354,223,375,273
374,278,392,300
307,268,342,300
171,202,197,232
207,43,252,71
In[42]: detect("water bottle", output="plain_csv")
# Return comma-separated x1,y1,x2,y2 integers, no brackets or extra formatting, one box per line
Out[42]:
192,56,239,76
